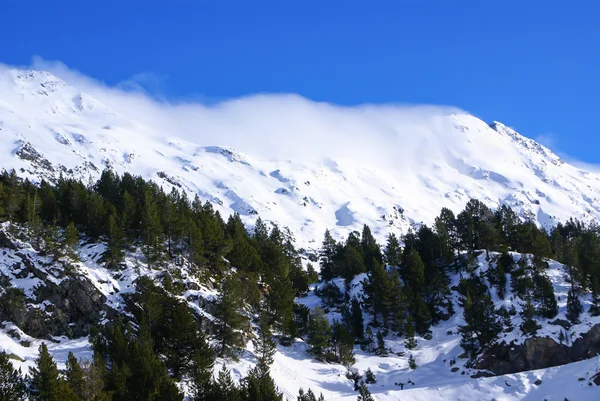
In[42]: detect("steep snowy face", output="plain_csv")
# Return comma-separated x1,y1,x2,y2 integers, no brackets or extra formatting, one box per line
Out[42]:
1,67,600,248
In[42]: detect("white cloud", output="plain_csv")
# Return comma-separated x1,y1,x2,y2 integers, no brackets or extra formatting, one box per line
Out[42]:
1,56,471,169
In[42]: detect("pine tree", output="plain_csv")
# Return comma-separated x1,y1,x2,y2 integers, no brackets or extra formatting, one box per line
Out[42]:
458,291,502,358
361,225,382,270
532,272,558,319
404,318,417,350
307,308,331,356
375,331,386,356
367,259,392,326
63,221,79,260
214,274,248,358
29,343,60,401
65,352,85,399
362,326,374,353
141,188,162,266
210,365,241,401
408,354,417,369
297,388,325,401
357,381,374,401
319,229,338,281
243,366,283,401
253,308,277,375
0,351,26,401
566,290,583,324
520,298,540,335
331,321,355,372
365,368,376,384
384,233,402,267
105,214,125,269
350,298,364,339
189,340,216,401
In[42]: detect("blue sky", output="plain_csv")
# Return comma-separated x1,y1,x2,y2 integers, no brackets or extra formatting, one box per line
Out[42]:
1,1,599,163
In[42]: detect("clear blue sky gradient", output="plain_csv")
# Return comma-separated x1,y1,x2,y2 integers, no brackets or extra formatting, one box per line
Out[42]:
1,1,599,163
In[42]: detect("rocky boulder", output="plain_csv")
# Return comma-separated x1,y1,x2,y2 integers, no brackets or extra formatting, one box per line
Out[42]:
476,324,600,375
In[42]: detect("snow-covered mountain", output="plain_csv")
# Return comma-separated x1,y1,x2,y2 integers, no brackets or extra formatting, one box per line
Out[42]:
2,68,600,248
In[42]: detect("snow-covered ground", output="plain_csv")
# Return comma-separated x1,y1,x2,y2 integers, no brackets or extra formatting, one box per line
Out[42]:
3,68,600,251
5,238,598,400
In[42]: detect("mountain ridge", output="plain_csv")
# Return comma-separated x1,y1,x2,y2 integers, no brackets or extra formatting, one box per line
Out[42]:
1,67,600,250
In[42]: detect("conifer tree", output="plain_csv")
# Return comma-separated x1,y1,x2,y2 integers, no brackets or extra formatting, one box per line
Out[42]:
362,326,374,353
141,188,162,266
404,318,417,350
214,274,248,358
253,308,277,375
63,221,79,260
319,229,338,281
307,308,331,356
367,259,392,326
0,350,26,401
458,291,501,358
375,331,386,356
350,298,364,339
297,388,325,401
361,225,382,270
105,213,126,269
520,297,540,335
408,354,417,369
532,272,558,318
64,352,85,399
384,233,402,267
331,321,355,372
29,343,60,401
210,366,241,401
566,290,583,324
243,366,283,401
365,368,377,384
357,381,374,401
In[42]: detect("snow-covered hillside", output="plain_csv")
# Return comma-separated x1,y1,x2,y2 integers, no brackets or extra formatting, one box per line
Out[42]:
2,219,599,400
2,68,600,250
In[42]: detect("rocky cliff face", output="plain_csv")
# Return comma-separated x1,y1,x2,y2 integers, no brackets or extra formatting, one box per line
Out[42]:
0,229,112,339
476,324,600,375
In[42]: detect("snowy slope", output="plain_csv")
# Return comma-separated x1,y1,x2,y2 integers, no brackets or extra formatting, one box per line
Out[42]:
3,223,599,400
2,69,600,250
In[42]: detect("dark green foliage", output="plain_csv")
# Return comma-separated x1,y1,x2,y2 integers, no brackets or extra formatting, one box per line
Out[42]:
357,381,374,401
243,367,283,401
384,233,402,267
132,278,214,378
375,331,386,356
208,366,241,401
253,308,277,374
90,318,182,401
319,229,338,281
350,298,364,339
365,368,376,384
307,308,331,356
64,352,85,399
297,388,325,401
0,351,26,401
331,320,355,372
520,298,540,336
29,343,60,401
408,354,417,369
214,274,249,358
458,289,502,359
566,290,583,324
532,272,558,318
404,318,417,350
